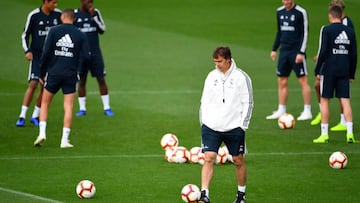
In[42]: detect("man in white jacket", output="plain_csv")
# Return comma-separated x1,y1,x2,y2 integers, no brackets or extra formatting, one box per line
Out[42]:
199,46,253,203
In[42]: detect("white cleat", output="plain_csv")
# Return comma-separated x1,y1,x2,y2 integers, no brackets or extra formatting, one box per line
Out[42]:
60,142,74,149
266,111,284,120
297,111,312,120
34,135,46,147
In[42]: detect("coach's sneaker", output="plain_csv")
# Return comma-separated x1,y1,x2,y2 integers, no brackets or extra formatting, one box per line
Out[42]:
34,135,46,147
233,191,246,203
346,133,355,143
313,134,329,143
76,110,86,117
297,111,312,121
60,141,74,148
266,111,284,120
16,117,25,127
104,109,114,116
330,123,347,131
310,112,321,125
30,117,39,126
199,190,210,203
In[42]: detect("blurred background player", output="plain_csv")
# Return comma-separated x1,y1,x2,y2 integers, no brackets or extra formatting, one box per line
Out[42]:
199,46,253,203
74,0,114,117
310,0,355,132
267,0,312,121
312,5,357,143
34,8,90,148
16,0,61,127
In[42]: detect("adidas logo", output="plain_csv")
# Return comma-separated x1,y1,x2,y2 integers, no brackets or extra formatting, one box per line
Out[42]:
335,31,350,44
56,34,74,48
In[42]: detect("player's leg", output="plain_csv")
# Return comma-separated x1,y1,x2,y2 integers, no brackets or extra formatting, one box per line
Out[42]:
340,98,355,143
96,76,113,116
76,73,88,116
61,92,75,148
16,80,38,126
330,99,347,131
199,125,220,203
311,78,322,125
30,84,43,126
34,88,54,146
296,75,312,120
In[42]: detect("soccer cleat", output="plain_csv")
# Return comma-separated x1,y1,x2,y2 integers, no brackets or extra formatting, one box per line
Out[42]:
199,190,210,203
346,133,355,143
16,117,25,127
313,134,329,144
266,111,284,120
30,117,39,126
330,123,347,131
233,191,246,203
297,111,312,121
76,110,86,117
34,135,46,147
104,109,114,116
310,112,321,126
60,141,74,148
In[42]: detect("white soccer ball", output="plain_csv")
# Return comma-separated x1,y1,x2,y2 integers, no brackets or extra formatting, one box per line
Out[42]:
278,113,295,129
181,184,201,203
197,151,205,165
216,146,228,164
160,133,179,150
172,146,189,163
222,145,233,163
329,151,348,169
188,146,202,164
76,180,96,199
165,147,175,163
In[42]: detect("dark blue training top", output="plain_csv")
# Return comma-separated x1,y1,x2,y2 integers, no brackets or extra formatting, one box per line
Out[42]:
272,4,308,54
40,24,90,77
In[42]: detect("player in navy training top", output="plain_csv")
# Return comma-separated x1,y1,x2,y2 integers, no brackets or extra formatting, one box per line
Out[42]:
16,0,61,127
74,0,114,117
311,0,355,130
34,8,90,148
312,5,357,144
267,0,312,121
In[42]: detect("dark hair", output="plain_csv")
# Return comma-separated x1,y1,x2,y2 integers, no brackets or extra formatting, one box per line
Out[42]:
329,5,343,19
212,46,232,59
62,8,76,20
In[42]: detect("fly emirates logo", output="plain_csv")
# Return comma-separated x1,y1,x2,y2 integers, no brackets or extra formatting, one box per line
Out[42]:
333,31,350,55
55,34,74,57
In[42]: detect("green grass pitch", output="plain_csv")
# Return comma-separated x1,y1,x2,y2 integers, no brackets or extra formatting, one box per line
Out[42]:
0,0,359,202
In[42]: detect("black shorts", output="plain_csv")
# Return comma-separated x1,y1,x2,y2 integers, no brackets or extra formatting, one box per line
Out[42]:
28,52,41,81
201,125,246,156
44,74,79,94
277,50,307,77
80,49,105,78
320,75,350,98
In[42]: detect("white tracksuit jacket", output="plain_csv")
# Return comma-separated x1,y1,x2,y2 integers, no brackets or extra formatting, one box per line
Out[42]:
200,59,253,132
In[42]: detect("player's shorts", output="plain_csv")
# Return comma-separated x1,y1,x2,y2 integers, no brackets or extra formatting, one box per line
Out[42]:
27,52,42,81
320,75,350,98
79,49,105,78
277,50,307,78
44,73,79,94
201,124,245,156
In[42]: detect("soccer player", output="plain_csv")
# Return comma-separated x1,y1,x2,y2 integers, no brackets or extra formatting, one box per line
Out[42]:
266,0,312,121
33,8,90,148
311,0,355,132
16,0,61,127
199,46,253,203
312,5,357,144
74,0,114,117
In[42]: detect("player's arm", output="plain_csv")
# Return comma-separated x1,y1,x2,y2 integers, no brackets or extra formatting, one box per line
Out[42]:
93,8,106,34
271,13,281,61
314,27,327,76
21,13,34,60
349,31,357,80
39,30,53,78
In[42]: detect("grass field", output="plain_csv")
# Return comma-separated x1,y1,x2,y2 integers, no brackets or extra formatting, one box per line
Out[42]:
0,0,359,202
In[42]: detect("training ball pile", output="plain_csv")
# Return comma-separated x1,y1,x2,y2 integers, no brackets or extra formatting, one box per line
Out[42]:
181,184,201,203
278,113,295,129
76,180,96,199
329,151,348,169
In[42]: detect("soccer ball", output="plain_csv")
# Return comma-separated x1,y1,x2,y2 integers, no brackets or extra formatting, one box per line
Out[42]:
329,151,348,169
76,180,96,199
188,146,202,164
197,151,205,165
181,184,201,203
160,133,179,150
216,146,228,164
165,148,175,163
278,113,295,129
171,146,189,163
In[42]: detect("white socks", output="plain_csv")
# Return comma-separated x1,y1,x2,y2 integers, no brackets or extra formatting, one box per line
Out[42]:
101,94,110,110
78,97,86,111
321,123,329,135
19,105,28,118
39,121,47,137
61,128,71,143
